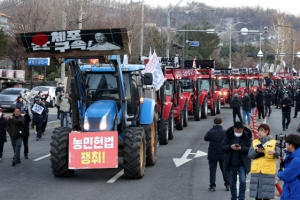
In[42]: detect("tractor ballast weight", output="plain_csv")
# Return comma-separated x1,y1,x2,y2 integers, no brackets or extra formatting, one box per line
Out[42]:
16,28,158,179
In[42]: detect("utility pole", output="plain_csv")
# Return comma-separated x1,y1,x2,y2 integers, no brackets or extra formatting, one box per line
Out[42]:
140,0,144,58
290,30,294,75
78,0,83,30
61,0,67,85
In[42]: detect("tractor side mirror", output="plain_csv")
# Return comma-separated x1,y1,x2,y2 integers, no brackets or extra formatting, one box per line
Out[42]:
143,73,153,85
166,83,170,90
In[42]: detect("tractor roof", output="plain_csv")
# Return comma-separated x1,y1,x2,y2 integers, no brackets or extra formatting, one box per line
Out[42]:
80,64,145,72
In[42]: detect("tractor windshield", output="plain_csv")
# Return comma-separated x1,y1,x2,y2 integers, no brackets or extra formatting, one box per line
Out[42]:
251,79,259,86
165,81,174,97
199,79,210,91
237,79,247,88
283,79,290,85
179,79,193,92
218,79,230,89
277,79,283,87
85,73,119,101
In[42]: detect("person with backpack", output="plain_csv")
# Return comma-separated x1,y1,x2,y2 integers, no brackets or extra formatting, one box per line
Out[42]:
277,134,300,200
256,90,265,120
230,94,243,124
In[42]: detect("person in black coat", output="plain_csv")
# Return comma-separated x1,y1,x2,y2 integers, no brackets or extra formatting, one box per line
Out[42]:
241,93,251,126
256,90,265,120
264,89,273,117
293,89,300,118
0,108,7,160
22,109,31,159
230,95,243,124
31,98,47,140
265,77,272,87
204,117,230,191
281,93,293,131
249,93,256,114
221,122,252,200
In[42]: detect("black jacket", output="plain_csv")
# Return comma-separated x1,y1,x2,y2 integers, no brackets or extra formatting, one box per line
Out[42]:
0,116,7,142
32,102,47,122
204,125,226,161
55,86,64,96
221,126,252,174
265,78,272,87
230,96,242,112
264,92,273,106
256,92,264,107
250,94,256,108
241,96,251,111
23,112,31,137
281,98,293,113
295,93,300,107
6,115,25,139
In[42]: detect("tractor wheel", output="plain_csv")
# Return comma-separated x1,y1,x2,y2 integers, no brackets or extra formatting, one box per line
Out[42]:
201,98,208,119
142,113,158,166
217,98,221,114
176,111,184,130
50,127,74,177
168,109,174,140
183,103,188,127
158,120,169,145
211,101,217,116
123,127,146,179
194,105,201,121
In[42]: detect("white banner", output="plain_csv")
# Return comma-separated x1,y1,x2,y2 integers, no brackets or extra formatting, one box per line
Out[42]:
32,103,44,115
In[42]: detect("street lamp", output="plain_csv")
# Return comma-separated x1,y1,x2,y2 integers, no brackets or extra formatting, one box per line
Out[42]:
229,22,250,68
182,7,215,61
257,32,264,71
166,0,184,58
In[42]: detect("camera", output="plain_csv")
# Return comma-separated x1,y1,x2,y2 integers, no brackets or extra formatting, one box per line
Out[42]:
276,134,286,141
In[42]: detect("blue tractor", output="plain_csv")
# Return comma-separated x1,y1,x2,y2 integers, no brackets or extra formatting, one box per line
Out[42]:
50,55,158,179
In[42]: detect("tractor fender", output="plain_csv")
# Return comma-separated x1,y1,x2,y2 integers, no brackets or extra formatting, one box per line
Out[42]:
140,98,156,125
179,96,187,110
213,91,219,102
198,91,207,106
162,102,173,120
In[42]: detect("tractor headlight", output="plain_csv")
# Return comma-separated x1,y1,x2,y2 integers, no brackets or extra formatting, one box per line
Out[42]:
223,92,227,95
83,116,90,130
254,89,257,92
100,115,107,130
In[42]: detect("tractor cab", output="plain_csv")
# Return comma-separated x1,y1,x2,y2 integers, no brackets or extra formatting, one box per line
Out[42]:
231,68,249,98
214,68,232,105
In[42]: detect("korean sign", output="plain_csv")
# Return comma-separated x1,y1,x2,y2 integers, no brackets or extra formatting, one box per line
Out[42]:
16,28,130,57
69,132,118,169
28,58,50,67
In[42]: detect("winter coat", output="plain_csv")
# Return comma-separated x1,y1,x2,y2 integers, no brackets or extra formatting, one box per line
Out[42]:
256,92,264,107
248,135,280,199
221,126,252,174
60,96,71,112
230,96,242,113
55,86,64,96
0,115,7,142
277,148,300,200
265,78,272,87
32,102,47,123
241,96,251,111
250,94,256,109
15,100,24,109
264,92,273,106
6,115,25,139
295,93,300,108
23,112,31,137
204,125,226,161
281,98,293,113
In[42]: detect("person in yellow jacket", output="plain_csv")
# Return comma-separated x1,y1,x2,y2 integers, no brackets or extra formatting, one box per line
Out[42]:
248,124,280,200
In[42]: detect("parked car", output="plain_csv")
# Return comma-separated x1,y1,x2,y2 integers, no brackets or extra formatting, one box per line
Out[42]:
0,88,31,110
30,86,56,107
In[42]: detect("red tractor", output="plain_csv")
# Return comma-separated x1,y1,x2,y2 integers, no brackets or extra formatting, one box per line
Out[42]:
231,68,249,99
277,72,295,86
214,68,233,105
247,68,265,94
193,60,221,116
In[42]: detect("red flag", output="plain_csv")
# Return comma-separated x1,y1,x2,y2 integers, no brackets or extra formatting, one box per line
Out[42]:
192,57,196,68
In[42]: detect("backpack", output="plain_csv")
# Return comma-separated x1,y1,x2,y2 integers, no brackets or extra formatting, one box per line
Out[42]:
233,100,240,109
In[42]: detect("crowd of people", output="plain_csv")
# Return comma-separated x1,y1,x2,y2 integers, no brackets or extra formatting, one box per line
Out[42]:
205,118,300,200
0,83,71,166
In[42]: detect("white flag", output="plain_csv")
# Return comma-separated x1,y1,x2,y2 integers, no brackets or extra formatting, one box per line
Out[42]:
269,64,274,72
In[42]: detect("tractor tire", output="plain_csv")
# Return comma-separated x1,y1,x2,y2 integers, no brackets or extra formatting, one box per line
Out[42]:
217,98,221,114
183,103,188,127
201,98,208,119
211,101,217,116
50,127,74,177
142,113,158,166
194,105,201,121
123,127,146,179
158,120,169,145
168,109,174,140
176,111,184,130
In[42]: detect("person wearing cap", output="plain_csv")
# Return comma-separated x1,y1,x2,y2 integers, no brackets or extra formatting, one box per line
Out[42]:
293,88,300,118
281,93,293,131
0,108,7,161
222,121,252,200
31,98,47,140
241,93,251,126
204,117,230,191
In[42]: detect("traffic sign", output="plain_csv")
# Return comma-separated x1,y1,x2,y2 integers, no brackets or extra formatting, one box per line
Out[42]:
189,41,199,47
257,50,263,57
28,58,50,67
279,53,286,57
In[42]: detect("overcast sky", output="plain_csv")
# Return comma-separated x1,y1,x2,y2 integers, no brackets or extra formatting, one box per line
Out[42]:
143,0,300,16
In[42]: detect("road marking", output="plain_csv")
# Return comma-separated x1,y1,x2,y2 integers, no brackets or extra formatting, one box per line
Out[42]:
107,169,124,183
33,154,50,161
47,120,60,124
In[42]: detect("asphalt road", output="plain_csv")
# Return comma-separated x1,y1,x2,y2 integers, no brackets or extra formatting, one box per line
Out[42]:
1,105,295,200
